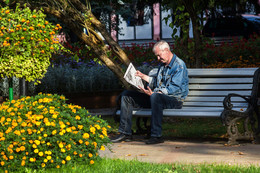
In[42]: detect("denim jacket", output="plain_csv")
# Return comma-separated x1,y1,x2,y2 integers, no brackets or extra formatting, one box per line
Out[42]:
149,54,189,101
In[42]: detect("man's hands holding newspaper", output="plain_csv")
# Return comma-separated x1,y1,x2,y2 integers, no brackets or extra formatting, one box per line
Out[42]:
135,70,154,96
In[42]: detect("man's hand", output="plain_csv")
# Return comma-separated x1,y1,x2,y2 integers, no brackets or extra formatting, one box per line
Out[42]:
136,70,149,83
139,86,154,96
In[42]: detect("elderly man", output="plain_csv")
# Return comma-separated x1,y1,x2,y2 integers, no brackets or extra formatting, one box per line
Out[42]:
111,40,189,144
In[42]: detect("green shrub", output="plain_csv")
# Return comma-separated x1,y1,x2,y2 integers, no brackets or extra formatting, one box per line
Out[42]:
0,93,111,171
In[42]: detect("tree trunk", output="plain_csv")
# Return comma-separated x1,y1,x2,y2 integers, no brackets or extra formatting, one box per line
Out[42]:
183,0,203,68
22,0,132,89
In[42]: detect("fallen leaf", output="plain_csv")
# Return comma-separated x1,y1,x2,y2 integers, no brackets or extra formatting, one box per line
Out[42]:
238,151,244,155
125,154,131,156
139,154,148,156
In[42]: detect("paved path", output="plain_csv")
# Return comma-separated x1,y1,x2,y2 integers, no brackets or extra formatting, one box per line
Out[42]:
100,138,260,166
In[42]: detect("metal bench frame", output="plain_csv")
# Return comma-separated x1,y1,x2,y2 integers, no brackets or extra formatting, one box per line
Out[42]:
116,67,260,145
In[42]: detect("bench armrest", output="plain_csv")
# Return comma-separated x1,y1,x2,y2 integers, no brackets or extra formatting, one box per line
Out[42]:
223,93,252,110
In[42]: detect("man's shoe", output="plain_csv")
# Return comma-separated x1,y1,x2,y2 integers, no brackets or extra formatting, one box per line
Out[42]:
111,133,132,143
145,137,164,144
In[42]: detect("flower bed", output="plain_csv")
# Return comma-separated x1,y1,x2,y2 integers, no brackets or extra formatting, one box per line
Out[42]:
0,93,111,172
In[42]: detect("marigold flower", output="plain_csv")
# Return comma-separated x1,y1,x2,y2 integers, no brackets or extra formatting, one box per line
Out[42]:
21,160,25,166
100,145,105,151
90,160,94,164
88,153,93,158
83,133,89,139
38,152,43,156
66,156,71,161
20,146,25,151
34,140,41,145
62,160,66,164
79,139,83,144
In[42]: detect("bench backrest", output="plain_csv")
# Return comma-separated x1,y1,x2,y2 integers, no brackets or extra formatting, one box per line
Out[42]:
149,68,258,112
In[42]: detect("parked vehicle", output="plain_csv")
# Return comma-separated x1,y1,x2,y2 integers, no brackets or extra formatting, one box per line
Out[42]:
202,15,260,39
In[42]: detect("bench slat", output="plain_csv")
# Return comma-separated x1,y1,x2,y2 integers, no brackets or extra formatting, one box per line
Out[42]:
189,78,253,84
189,84,253,90
188,68,257,77
116,107,246,117
188,90,251,96
148,68,257,77
185,96,247,102
183,102,248,107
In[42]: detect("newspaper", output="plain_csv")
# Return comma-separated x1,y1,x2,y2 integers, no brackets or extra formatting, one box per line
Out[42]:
124,63,144,89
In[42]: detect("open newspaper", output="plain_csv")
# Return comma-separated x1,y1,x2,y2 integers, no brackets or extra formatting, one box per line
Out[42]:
124,63,144,89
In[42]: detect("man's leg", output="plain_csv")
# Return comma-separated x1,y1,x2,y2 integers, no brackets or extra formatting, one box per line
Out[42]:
111,90,150,142
147,93,183,144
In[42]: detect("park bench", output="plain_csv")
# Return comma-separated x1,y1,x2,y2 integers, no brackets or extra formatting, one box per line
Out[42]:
116,67,260,145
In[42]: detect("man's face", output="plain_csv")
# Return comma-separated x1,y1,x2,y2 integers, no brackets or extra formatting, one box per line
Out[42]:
154,47,169,64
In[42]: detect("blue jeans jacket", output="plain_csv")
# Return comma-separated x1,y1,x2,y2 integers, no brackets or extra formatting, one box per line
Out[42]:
149,54,189,101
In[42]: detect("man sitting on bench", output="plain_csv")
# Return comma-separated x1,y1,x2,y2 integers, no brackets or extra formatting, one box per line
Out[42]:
111,40,189,144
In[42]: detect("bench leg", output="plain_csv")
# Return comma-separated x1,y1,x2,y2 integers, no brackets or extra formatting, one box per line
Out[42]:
223,111,254,145
252,107,260,143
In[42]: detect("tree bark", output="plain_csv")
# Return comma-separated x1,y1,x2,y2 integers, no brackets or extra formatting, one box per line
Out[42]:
20,0,132,89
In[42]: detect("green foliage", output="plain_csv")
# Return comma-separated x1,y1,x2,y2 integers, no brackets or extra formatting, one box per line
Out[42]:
0,93,111,171
0,4,62,83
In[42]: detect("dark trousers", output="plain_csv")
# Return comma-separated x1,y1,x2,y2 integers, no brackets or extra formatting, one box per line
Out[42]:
118,90,183,137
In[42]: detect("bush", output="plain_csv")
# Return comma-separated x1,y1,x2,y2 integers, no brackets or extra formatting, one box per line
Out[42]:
0,93,111,171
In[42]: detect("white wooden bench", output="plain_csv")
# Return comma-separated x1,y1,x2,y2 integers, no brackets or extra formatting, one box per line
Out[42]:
116,67,260,144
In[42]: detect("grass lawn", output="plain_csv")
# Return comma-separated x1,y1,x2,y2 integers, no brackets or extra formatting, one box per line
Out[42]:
12,158,260,173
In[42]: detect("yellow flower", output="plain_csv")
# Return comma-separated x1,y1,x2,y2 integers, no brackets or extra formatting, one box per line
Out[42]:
20,146,26,151
90,127,96,134
100,145,105,151
21,160,25,166
34,149,39,153
29,158,35,162
56,165,60,168
62,160,66,164
79,139,83,144
66,156,71,161
83,133,89,139
9,155,14,160
38,152,43,156
47,156,52,160
61,148,66,153
41,163,46,167
90,160,94,164
85,141,89,146
34,140,41,145
59,143,64,148
88,153,93,158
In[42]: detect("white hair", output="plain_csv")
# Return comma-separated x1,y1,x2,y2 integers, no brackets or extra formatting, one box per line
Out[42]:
153,40,170,53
